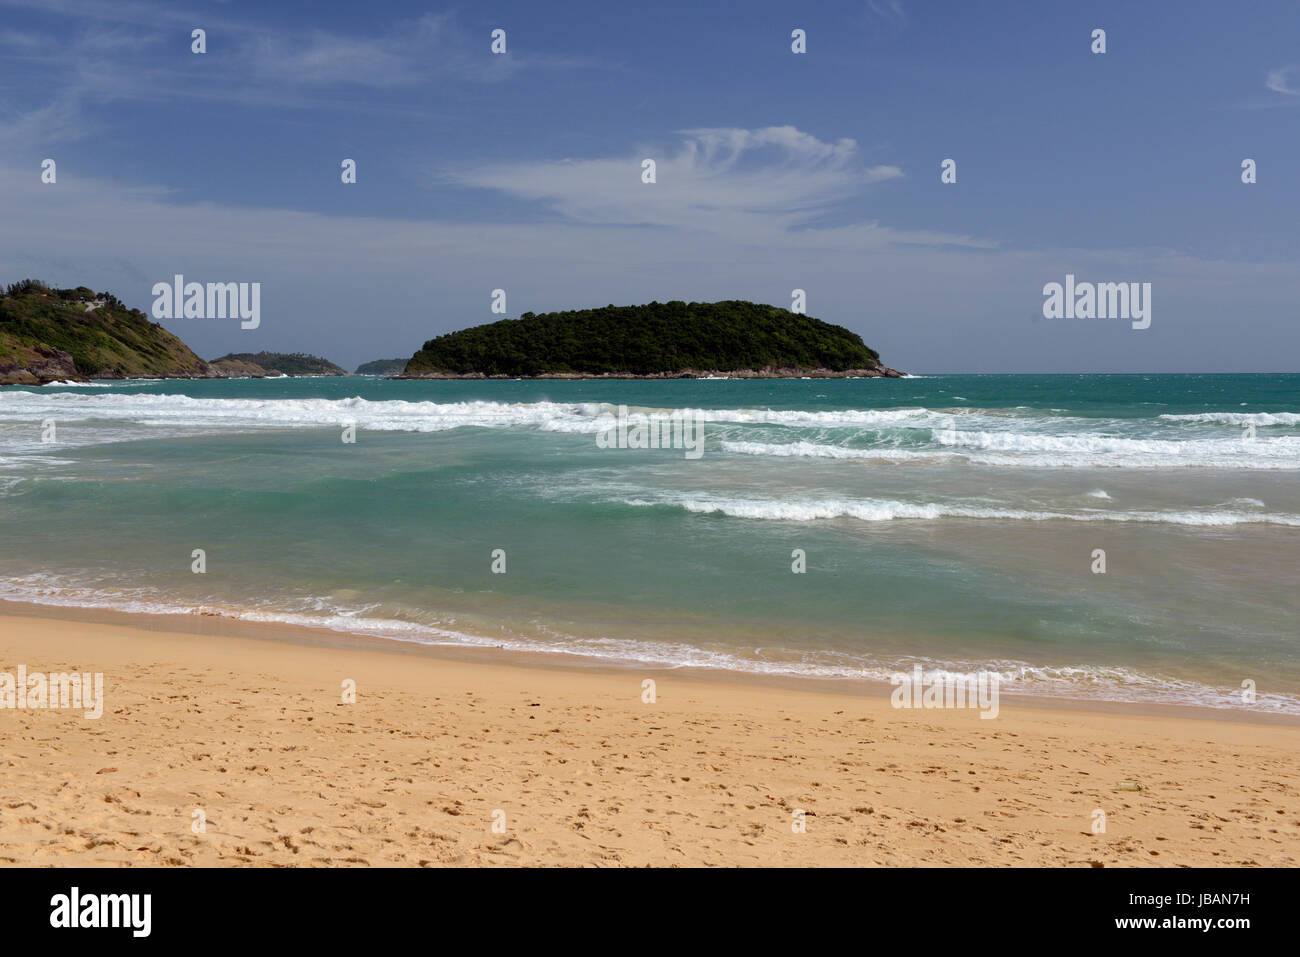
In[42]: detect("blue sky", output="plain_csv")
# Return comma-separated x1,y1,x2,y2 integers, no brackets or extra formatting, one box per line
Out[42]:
2,0,1297,372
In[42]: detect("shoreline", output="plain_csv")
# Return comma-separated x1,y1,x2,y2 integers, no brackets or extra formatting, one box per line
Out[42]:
392,366,904,380
3,597,1296,727
1,605,1296,866
6,367,909,386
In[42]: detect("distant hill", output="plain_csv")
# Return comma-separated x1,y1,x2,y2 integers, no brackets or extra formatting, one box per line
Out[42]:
354,358,407,375
402,300,901,378
0,279,214,385
209,352,348,377
207,357,269,377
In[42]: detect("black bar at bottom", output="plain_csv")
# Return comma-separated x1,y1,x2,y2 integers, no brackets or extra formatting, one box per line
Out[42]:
0,866,1280,943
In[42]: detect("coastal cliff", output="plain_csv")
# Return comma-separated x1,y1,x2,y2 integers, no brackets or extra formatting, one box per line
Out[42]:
0,280,216,385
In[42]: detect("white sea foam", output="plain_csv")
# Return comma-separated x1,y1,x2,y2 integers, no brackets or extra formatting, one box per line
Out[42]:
618,492,1300,526
39,379,162,388
0,392,605,437
0,392,974,432
3,392,1297,470
1160,411,1300,426
722,437,1300,469
932,427,1300,456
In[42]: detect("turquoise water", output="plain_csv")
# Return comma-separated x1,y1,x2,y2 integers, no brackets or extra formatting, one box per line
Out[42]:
1,373,1297,712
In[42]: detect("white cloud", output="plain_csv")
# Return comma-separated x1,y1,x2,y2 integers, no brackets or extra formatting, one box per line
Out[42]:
1266,67,1299,95
247,27,434,88
448,126,917,242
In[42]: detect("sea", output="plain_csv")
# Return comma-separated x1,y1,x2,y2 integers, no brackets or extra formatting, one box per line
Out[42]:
1,373,1297,713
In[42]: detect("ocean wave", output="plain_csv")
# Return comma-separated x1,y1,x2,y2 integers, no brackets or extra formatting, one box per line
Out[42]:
0,393,1030,456
0,392,1000,430
932,427,1300,456
0,392,605,435
543,404,988,431
1159,411,1300,426
618,493,1300,526
722,437,1300,469
38,379,163,388
4,393,1299,472
722,440,937,461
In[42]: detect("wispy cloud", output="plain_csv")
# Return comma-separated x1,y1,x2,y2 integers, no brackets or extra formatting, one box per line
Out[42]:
448,126,926,242
0,27,41,48
0,2,602,142
1266,66,1299,95
866,1,907,28
244,15,454,88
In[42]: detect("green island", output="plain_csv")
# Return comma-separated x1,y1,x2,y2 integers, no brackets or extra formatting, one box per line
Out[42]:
0,279,213,384
0,279,351,384
354,358,408,376
401,300,901,378
1,285,902,384
209,352,347,377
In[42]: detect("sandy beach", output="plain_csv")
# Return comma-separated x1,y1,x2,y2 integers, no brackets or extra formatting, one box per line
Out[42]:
1,605,1296,867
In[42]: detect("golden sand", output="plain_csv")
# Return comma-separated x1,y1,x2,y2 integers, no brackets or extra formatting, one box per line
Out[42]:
1,608,1296,867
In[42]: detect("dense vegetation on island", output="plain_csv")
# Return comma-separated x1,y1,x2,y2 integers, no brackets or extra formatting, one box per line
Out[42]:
0,280,352,385
403,301,900,378
209,352,347,376
1,286,901,385
354,358,408,375
0,279,211,384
